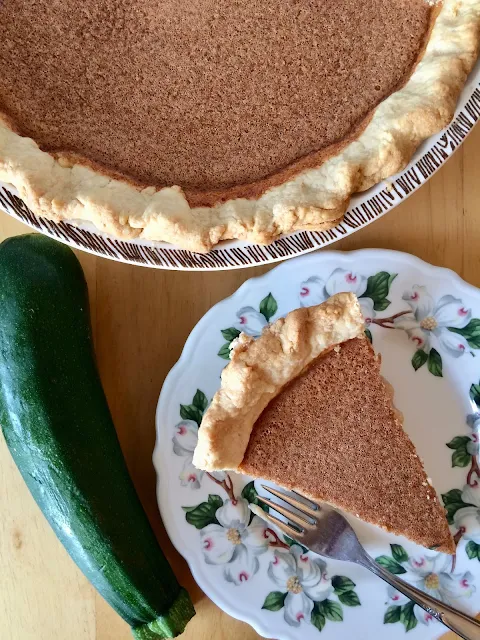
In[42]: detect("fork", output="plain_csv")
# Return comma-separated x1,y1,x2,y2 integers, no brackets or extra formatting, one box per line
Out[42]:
251,485,480,640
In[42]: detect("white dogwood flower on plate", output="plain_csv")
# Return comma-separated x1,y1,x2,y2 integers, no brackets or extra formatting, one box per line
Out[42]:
394,287,471,356
325,268,368,300
466,413,480,456
173,419,225,488
299,269,375,323
299,275,325,307
172,420,204,489
178,458,203,489
387,554,476,626
404,554,475,624
200,498,269,585
173,419,198,457
235,307,268,337
267,545,333,627
386,585,409,607
454,483,480,544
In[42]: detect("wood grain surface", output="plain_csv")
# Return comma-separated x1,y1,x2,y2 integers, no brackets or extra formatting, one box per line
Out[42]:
0,125,479,639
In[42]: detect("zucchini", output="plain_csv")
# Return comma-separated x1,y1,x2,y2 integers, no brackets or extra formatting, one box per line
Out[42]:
0,235,194,639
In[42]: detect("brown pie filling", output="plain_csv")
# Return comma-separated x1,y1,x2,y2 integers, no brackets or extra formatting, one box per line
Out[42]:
239,337,453,551
0,1,434,205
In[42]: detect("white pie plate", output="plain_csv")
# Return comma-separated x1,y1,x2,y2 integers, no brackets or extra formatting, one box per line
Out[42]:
154,249,480,639
0,62,479,271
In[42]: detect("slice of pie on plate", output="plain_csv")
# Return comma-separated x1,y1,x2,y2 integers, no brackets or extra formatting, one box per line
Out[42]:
193,292,455,553
0,1,479,252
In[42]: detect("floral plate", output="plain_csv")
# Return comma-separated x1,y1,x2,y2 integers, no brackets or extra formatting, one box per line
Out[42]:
154,249,480,639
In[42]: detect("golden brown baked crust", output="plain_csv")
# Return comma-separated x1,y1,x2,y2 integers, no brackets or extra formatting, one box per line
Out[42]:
193,292,365,471
0,0,479,253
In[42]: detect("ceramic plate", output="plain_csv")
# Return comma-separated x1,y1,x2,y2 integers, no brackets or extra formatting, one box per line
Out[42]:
154,249,480,639
1,64,479,271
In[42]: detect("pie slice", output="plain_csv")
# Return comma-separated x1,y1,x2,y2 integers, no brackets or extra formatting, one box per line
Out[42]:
193,292,455,553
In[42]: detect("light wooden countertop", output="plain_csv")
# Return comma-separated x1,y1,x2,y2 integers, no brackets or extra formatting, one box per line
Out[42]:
0,125,479,640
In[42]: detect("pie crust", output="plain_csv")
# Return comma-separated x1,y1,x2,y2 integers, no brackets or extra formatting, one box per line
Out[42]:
0,0,479,253
193,292,364,471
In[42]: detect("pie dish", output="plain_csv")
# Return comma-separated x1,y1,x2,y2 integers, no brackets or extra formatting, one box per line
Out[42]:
0,1,479,254
193,292,454,553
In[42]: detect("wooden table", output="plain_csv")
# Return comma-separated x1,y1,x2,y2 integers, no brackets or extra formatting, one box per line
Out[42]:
0,125,479,640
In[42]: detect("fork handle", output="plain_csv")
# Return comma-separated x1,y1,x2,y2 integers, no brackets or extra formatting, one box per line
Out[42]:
361,556,480,640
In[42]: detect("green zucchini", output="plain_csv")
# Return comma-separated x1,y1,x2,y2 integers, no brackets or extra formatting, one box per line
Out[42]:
0,235,194,639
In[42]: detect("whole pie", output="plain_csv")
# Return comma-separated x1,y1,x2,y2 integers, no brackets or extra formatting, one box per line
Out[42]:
193,293,454,553
0,1,479,253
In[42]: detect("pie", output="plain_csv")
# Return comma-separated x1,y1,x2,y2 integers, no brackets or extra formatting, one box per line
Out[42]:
0,1,479,253
193,293,455,553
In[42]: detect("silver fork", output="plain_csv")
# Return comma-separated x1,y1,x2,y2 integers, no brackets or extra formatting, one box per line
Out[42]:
251,485,480,640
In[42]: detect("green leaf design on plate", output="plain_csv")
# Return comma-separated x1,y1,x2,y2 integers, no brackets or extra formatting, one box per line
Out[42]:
262,591,287,611
447,435,472,449
427,348,443,377
311,604,326,631
374,555,406,574
331,576,356,595
449,319,480,349
372,298,391,312
384,605,402,624
221,327,241,342
207,494,223,507
412,349,428,371
442,488,473,525
183,494,223,529
361,272,396,310
442,488,464,504
390,544,409,564
181,505,197,513
192,389,208,412
338,591,361,607
364,328,373,343
259,293,278,321
400,601,417,631
452,447,472,468
466,541,480,560
241,480,257,502
180,403,203,426
218,343,231,360
470,381,480,407
317,599,343,622
241,481,269,514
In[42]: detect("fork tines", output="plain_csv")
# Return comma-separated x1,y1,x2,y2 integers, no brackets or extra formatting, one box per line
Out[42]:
252,485,319,538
